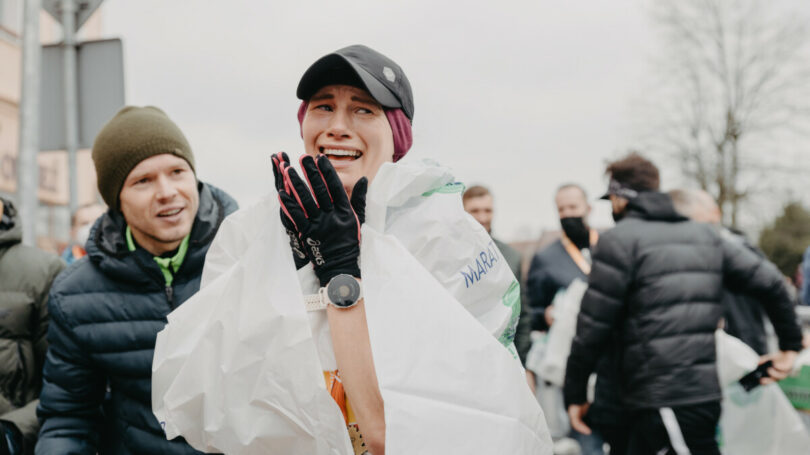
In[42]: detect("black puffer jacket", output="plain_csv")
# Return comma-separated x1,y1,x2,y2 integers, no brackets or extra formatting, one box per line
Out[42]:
36,183,237,455
564,192,803,410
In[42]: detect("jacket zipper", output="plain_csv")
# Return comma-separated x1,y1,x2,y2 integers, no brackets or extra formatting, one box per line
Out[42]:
165,285,175,309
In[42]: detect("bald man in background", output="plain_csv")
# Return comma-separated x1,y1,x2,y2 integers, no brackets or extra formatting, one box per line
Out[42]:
669,188,773,354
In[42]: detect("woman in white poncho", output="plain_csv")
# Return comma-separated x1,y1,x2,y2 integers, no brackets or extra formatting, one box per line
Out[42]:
152,45,551,455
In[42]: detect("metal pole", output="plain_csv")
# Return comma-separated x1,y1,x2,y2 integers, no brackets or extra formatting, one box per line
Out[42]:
61,0,79,216
17,0,42,246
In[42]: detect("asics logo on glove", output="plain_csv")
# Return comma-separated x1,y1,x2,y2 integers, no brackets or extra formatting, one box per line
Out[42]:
286,228,308,260
306,238,325,265
271,151,367,287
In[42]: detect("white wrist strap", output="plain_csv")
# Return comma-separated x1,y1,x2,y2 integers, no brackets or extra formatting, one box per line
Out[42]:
304,288,328,311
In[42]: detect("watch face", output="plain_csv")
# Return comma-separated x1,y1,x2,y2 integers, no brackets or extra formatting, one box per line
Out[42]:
327,274,361,308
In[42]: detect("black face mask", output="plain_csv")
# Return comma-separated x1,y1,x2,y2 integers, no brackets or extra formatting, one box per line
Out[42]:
560,217,590,250
612,210,625,223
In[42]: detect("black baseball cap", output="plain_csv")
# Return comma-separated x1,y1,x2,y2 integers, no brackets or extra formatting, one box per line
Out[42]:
297,45,414,121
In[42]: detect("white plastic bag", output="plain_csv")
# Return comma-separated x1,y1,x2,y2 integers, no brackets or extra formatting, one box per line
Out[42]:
152,159,552,454
536,279,587,386
525,331,547,378
361,225,551,453
779,348,810,414
152,196,353,454
715,330,810,455
534,380,571,440
367,160,521,349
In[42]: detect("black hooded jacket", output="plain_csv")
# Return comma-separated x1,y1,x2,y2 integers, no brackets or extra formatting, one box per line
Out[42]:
563,192,803,410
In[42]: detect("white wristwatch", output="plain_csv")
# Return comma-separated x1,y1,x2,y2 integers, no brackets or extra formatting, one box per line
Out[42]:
304,274,362,311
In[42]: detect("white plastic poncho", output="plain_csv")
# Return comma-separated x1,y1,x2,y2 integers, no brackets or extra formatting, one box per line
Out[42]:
152,159,552,454
535,278,588,387
715,330,810,455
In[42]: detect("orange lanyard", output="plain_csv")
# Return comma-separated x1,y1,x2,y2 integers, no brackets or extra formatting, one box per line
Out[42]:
72,245,87,260
560,230,598,275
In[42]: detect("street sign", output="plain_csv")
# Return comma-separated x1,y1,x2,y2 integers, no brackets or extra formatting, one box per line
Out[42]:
42,0,104,32
39,38,125,151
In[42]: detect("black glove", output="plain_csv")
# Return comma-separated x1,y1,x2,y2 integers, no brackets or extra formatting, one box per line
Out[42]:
272,152,310,270
277,154,367,286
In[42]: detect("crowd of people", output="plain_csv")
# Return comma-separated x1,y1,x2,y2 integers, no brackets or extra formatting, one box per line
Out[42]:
0,43,807,455
460,157,810,454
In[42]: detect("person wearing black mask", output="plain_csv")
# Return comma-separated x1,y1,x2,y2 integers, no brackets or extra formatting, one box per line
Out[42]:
527,183,597,331
527,184,609,455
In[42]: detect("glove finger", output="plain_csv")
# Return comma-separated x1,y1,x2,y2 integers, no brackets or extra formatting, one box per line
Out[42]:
300,155,333,211
315,154,351,207
278,190,309,231
350,177,368,225
272,152,291,191
283,165,320,218
278,206,297,232
271,154,285,192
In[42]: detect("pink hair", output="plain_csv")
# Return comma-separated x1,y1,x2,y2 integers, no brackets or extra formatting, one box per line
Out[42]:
297,101,412,162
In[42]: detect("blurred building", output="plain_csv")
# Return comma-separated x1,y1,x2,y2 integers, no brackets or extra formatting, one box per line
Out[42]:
0,0,102,252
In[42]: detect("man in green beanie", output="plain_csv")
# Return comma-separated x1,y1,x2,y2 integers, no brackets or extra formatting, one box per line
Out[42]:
36,106,238,455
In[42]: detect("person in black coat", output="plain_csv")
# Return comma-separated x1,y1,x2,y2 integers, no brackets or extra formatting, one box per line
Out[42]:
527,184,618,455
564,153,803,455
36,107,238,455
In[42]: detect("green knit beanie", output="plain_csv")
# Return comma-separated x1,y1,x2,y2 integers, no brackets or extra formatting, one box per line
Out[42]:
92,106,196,211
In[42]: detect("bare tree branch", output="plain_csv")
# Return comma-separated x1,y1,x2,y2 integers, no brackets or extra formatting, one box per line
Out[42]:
636,0,810,228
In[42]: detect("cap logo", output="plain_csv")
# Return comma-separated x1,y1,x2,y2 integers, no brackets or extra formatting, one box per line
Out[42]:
608,179,639,200
383,66,396,83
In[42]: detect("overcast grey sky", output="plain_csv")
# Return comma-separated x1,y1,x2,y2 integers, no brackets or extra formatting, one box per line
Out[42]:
98,1,666,240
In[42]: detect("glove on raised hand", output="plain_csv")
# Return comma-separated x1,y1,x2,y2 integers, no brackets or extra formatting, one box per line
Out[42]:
277,154,367,286
272,152,310,270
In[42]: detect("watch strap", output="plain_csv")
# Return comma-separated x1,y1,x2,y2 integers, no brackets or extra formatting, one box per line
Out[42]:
304,288,328,312
304,276,363,311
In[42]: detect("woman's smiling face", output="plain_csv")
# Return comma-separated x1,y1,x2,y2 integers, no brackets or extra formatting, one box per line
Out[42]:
302,84,394,195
